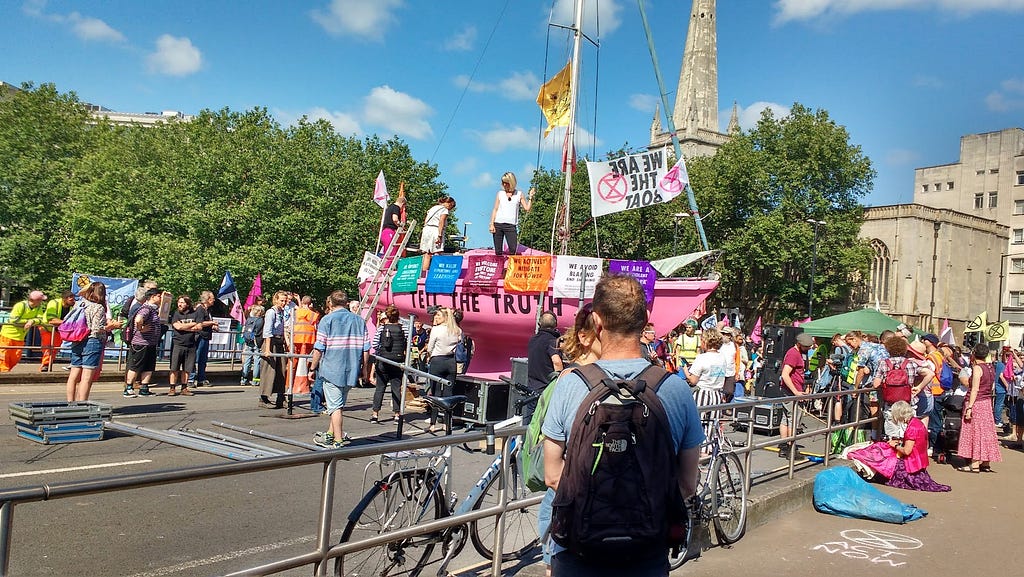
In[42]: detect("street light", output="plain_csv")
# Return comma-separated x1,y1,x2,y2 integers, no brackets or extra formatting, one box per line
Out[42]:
807,218,827,317
673,213,687,254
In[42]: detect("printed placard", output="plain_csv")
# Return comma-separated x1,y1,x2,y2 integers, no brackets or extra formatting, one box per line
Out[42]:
608,260,657,303
425,255,463,294
358,251,382,283
505,255,552,294
587,149,670,217
465,255,503,295
391,256,423,293
552,256,603,299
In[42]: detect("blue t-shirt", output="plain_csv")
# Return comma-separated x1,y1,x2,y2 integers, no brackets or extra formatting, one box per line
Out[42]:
541,358,705,453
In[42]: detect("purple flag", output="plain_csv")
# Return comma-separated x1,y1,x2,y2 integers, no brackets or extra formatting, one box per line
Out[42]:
608,260,657,303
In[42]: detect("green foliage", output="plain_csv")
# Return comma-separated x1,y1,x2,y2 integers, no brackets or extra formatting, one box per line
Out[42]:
0,84,446,302
522,105,874,326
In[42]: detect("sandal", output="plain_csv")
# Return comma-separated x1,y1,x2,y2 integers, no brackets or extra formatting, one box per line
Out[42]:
979,465,995,473
167,389,178,396
955,465,979,473
369,414,379,423
180,388,194,396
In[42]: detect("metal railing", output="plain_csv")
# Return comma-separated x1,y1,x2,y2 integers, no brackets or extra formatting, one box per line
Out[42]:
0,383,880,576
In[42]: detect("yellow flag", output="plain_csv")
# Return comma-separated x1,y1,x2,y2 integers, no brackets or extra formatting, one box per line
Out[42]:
985,320,1009,342
964,311,987,333
537,62,572,137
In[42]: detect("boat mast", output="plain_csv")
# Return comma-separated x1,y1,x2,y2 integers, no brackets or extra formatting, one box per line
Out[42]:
558,0,585,256
637,0,711,251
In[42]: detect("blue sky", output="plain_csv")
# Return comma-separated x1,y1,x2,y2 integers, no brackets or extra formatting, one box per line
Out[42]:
4,0,1024,248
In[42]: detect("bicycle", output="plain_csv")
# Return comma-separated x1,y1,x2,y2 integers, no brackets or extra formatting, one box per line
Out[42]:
668,415,749,570
335,386,541,577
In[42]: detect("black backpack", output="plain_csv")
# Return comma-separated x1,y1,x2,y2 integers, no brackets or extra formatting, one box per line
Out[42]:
379,324,407,361
455,333,474,373
550,363,684,563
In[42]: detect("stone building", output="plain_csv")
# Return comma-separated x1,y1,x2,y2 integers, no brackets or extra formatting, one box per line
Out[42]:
910,127,1024,342
860,204,1007,337
647,0,736,158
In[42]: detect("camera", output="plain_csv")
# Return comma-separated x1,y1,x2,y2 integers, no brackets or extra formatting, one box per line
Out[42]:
828,352,846,365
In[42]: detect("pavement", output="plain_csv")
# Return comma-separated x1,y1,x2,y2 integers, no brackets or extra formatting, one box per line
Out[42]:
2,359,1020,576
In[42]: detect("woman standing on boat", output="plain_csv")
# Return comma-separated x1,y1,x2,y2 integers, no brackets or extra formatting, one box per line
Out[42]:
488,171,534,256
419,196,455,271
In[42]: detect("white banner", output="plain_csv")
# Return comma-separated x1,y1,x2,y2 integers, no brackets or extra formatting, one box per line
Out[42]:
552,256,603,299
208,317,236,360
358,251,383,283
587,149,684,217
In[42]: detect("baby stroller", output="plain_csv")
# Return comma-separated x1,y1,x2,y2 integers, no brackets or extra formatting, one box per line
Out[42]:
933,393,965,464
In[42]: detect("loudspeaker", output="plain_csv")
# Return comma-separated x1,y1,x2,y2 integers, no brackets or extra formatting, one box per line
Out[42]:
453,376,512,425
761,325,801,362
755,325,802,398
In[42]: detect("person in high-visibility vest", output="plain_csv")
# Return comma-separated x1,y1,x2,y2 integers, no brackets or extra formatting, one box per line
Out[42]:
675,323,701,369
291,296,320,394
1,290,47,372
39,290,77,372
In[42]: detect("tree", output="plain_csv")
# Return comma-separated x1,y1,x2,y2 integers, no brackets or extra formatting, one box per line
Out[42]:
0,83,90,298
689,103,874,325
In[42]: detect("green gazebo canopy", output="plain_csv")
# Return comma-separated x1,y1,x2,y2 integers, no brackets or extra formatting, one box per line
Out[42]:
798,308,913,339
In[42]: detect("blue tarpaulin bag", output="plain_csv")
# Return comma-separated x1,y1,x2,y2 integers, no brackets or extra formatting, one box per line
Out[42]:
813,466,927,524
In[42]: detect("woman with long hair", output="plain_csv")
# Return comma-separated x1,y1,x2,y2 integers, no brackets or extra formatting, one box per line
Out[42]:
371,304,407,423
66,282,117,401
423,307,461,432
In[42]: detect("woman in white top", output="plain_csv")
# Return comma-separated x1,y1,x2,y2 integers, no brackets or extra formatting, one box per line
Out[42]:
424,307,462,431
420,196,456,271
488,172,534,256
682,327,728,442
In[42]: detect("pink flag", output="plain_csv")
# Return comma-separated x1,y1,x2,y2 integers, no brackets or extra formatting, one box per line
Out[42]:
750,316,763,344
244,273,263,309
373,170,388,209
229,300,244,323
792,316,811,327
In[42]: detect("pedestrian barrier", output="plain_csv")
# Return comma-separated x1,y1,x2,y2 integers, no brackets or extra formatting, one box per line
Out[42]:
0,381,879,576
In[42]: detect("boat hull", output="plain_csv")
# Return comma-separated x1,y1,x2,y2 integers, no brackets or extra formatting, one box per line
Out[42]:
371,277,718,375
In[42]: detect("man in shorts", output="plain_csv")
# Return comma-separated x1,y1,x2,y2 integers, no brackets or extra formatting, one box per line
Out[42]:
778,332,814,457
309,290,369,448
123,288,163,398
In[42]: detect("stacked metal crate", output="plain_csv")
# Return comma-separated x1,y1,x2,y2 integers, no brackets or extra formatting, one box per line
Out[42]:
9,401,112,444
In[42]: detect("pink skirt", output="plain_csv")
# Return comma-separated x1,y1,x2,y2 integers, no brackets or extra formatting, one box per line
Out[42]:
957,397,1003,463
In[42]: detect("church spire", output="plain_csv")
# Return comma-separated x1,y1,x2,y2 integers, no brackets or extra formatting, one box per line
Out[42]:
672,0,718,134
649,102,662,142
727,101,740,134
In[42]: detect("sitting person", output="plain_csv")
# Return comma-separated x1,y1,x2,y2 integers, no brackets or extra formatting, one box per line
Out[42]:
846,400,950,492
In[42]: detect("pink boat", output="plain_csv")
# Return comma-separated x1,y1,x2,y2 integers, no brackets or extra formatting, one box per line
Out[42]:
367,248,718,375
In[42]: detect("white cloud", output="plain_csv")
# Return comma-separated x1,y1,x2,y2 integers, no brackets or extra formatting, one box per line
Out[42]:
551,0,623,36
911,75,944,89
453,71,539,101
470,125,535,153
69,13,125,42
452,157,478,175
719,101,791,132
986,79,1024,112
629,93,660,114
306,107,363,135
542,125,602,156
885,148,921,166
146,35,202,76
363,85,433,139
471,172,494,188
23,1,125,43
311,0,402,40
444,25,477,51
773,0,1024,24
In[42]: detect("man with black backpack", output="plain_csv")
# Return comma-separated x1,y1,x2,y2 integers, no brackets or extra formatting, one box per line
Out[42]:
541,274,704,576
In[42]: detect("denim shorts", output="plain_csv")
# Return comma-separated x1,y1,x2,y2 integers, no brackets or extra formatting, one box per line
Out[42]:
322,378,353,414
70,337,104,369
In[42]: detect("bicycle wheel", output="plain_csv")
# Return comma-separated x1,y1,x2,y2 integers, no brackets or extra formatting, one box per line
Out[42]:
469,458,540,561
335,469,446,577
710,452,747,544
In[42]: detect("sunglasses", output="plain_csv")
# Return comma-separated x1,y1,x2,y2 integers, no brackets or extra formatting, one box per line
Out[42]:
574,302,594,332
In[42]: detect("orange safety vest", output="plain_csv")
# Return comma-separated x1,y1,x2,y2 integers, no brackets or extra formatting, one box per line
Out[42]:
927,350,945,396
293,308,319,345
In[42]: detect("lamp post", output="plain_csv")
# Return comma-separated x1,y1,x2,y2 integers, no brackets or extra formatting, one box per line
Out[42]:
807,219,827,317
673,213,687,254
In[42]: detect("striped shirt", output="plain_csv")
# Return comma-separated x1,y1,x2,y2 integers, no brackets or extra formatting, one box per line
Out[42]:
314,309,370,387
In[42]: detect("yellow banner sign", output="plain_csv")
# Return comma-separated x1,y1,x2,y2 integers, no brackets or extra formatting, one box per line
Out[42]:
504,256,552,294
537,62,572,137
985,320,1009,342
964,311,987,333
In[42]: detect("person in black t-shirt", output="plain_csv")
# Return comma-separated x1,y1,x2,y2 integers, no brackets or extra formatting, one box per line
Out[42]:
525,310,563,424
168,296,201,396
